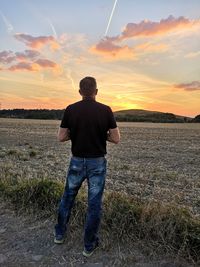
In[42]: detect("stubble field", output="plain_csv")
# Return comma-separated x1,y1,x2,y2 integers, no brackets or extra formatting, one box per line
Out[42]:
1,118,200,266
1,118,200,217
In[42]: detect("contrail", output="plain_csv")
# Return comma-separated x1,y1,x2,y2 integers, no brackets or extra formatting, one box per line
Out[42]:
0,10,14,33
104,0,118,36
46,18,57,39
67,69,76,91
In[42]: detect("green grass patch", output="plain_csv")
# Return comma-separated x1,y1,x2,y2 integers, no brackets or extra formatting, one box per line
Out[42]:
0,177,199,262
0,178,63,212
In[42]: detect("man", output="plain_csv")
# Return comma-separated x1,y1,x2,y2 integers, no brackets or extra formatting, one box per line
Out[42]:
54,76,120,257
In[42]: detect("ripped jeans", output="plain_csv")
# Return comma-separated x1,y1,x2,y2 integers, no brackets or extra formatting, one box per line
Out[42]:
55,156,107,251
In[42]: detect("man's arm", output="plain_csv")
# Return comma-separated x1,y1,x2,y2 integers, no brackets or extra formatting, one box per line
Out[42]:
107,127,120,144
57,127,70,142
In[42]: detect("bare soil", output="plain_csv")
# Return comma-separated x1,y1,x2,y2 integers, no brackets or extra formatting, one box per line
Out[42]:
0,202,194,267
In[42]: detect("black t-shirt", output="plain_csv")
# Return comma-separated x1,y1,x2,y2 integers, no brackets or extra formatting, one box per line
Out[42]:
60,99,117,157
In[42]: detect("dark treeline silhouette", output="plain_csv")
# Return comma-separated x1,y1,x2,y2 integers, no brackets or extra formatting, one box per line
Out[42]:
0,109,199,123
193,114,200,123
0,109,64,120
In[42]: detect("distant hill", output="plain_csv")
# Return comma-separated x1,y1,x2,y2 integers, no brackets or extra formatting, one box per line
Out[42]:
114,109,192,123
192,114,200,123
0,108,197,123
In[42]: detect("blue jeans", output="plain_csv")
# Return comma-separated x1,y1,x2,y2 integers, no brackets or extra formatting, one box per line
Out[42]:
55,156,107,250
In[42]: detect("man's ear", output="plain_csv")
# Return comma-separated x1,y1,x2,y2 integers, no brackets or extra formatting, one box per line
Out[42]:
95,89,98,95
79,89,82,96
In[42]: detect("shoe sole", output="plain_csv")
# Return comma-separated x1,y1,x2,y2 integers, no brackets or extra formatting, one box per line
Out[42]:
54,237,65,244
82,246,98,257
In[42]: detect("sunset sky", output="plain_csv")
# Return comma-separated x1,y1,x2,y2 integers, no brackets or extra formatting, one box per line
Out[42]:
0,0,200,117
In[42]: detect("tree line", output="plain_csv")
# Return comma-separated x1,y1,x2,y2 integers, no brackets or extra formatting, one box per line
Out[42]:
0,109,199,122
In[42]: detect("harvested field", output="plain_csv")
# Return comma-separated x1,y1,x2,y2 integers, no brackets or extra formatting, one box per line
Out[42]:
1,118,200,217
1,118,200,266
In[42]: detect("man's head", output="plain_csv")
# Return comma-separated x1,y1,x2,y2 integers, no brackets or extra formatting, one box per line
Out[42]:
79,76,98,98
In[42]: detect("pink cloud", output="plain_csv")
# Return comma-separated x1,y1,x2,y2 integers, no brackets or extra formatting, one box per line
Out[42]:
0,50,15,64
91,15,197,60
0,49,40,65
15,50,40,61
8,62,37,71
117,15,199,40
8,58,59,72
35,59,57,68
175,81,200,91
14,33,60,50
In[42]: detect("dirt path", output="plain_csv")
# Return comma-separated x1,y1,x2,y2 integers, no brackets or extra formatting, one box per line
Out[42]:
0,202,195,267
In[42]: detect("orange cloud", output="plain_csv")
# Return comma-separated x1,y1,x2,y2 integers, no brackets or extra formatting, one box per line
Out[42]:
117,15,200,40
135,42,168,53
14,33,60,50
90,38,135,60
91,37,168,60
175,81,200,91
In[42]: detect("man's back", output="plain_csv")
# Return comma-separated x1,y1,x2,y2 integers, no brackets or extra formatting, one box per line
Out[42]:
55,77,120,255
60,98,117,157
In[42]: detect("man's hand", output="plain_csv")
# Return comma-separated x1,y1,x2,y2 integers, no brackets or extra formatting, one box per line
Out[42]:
57,127,70,142
107,127,120,144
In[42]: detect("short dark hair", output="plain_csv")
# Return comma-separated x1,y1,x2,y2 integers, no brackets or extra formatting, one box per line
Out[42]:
79,77,97,96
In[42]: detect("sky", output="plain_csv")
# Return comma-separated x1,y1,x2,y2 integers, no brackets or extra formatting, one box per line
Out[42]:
0,0,200,117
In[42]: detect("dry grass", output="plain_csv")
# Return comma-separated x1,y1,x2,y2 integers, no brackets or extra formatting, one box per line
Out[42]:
0,118,200,263
0,177,199,263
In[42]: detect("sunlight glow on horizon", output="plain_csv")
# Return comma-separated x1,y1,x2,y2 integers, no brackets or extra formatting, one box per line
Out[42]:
0,0,200,117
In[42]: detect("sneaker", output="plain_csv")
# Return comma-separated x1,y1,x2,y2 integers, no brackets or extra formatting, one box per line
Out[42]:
54,234,65,244
82,242,99,257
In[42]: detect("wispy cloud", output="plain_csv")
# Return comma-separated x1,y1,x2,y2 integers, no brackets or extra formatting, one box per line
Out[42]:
185,51,200,58
14,33,60,50
0,10,14,33
135,42,168,53
175,81,200,91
